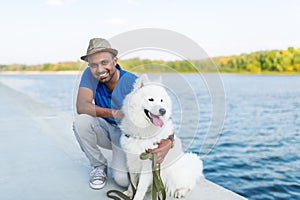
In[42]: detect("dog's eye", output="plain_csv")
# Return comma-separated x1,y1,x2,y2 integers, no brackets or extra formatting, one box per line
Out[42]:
148,98,154,102
161,99,163,102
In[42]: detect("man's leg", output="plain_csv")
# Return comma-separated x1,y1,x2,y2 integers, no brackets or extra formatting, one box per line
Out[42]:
73,114,111,169
73,114,114,189
73,114,129,188
107,124,130,188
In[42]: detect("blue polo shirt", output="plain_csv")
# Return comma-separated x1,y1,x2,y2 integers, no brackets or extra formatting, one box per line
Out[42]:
79,64,137,124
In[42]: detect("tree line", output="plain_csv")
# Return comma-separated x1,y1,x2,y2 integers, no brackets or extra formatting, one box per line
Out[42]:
214,47,300,73
1,47,300,73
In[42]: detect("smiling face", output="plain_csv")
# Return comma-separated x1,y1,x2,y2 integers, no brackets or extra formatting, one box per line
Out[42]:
141,85,171,127
120,75,174,138
87,51,118,83
122,75,172,131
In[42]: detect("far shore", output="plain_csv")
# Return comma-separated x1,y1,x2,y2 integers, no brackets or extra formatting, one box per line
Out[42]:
0,70,81,75
1,70,300,75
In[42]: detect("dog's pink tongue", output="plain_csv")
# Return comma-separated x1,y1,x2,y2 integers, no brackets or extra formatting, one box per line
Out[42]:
152,115,164,127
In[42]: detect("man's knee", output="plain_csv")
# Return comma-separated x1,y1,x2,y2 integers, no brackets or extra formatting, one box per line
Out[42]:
113,171,129,188
74,114,95,129
73,114,95,137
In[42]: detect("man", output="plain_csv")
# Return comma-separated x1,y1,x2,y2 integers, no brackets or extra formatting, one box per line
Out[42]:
73,38,173,190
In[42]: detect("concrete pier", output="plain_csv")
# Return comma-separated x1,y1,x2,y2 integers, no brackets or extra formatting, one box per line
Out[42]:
0,82,247,200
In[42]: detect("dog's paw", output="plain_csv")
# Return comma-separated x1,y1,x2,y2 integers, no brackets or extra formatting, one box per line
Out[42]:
123,190,133,198
174,188,190,198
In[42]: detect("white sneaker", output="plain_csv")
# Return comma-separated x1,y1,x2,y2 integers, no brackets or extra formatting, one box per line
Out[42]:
89,167,107,189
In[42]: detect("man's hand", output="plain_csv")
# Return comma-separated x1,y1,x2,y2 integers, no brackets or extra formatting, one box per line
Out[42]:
147,138,172,164
112,109,124,120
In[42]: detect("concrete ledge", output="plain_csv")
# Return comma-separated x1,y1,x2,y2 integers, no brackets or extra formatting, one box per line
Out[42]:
0,82,246,200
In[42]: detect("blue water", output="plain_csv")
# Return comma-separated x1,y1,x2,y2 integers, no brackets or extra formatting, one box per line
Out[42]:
0,73,299,200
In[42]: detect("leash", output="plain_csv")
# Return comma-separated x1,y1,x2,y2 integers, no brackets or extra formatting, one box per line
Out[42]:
107,152,166,200
107,190,132,200
106,173,136,200
140,152,166,200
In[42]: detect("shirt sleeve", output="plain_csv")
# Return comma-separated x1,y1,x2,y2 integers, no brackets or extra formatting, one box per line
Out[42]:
79,67,98,93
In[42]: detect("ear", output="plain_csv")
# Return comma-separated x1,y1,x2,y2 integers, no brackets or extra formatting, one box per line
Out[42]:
133,74,150,90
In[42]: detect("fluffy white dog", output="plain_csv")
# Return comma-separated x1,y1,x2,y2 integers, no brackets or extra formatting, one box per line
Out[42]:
120,75,203,200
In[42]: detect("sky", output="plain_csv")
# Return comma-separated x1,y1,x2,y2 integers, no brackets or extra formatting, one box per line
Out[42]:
0,0,299,65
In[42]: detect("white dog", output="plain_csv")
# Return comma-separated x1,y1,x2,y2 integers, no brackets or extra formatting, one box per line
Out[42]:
120,75,203,200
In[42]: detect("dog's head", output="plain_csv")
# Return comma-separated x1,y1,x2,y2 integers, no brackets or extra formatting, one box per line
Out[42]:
122,74,172,132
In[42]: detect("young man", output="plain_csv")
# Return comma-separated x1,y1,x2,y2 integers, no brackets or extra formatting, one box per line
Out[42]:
73,38,173,190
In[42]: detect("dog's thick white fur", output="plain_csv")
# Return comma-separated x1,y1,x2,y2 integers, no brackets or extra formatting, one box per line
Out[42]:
120,75,203,200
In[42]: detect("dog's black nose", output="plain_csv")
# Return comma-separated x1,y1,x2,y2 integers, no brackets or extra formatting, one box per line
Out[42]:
159,108,166,116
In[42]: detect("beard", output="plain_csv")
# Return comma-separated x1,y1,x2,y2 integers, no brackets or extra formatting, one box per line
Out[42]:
97,68,117,83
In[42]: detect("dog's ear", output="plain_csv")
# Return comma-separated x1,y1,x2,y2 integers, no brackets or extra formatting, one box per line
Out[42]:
134,74,149,90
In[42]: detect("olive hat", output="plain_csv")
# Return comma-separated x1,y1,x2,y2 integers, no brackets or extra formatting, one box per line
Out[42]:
80,38,118,61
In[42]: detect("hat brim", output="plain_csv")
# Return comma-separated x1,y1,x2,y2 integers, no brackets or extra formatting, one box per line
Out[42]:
80,48,118,61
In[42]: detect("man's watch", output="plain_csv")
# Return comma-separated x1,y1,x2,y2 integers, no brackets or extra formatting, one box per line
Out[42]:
168,134,175,148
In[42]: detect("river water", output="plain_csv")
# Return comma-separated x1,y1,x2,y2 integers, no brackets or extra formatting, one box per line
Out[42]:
0,73,299,200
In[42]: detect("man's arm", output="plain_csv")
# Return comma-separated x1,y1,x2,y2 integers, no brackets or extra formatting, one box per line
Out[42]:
147,134,175,164
76,87,113,118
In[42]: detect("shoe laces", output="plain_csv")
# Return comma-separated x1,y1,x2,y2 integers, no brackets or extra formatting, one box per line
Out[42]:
90,167,106,178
